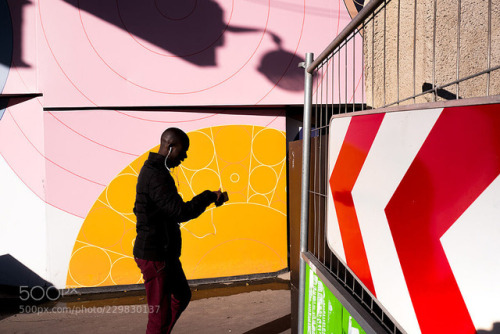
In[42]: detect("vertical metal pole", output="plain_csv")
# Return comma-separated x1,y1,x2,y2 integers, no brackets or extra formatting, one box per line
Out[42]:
298,52,314,334
456,0,461,98
345,43,348,113
314,68,320,256
362,22,365,111
413,0,417,103
339,51,342,111
353,31,356,112
332,54,335,109
397,0,400,104
383,0,386,107
487,0,492,96
326,57,329,119
433,0,437,101
372,13,375,108
352,29,356,112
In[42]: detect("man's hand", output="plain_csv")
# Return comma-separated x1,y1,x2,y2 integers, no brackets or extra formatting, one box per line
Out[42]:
214,189,228,207
214,189,222,202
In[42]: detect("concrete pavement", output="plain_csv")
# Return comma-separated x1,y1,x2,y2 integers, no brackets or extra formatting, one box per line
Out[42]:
0,276,292,334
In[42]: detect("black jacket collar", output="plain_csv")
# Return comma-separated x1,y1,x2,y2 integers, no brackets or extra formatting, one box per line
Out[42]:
147,152,168,171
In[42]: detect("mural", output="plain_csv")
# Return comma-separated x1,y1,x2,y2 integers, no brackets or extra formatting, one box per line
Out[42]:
67,125,287,287
327,104,500,333
34,0,345,106
0,0,358,291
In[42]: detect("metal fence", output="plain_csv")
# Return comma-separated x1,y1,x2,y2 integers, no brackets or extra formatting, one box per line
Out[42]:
298,0,499,333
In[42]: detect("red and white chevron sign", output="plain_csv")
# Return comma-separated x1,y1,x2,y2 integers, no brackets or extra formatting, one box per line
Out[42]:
326,104,500,334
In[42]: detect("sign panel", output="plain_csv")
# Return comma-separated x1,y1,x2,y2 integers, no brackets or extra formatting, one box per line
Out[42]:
304,264,367,334
326,104,500,333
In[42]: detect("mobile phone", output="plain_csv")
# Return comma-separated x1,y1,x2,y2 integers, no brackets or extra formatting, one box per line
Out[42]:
215,191,229,207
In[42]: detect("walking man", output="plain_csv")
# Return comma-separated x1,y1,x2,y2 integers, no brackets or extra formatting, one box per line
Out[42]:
133,127,224,333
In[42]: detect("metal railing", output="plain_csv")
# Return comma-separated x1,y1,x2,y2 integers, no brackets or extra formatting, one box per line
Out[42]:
298,0,499,333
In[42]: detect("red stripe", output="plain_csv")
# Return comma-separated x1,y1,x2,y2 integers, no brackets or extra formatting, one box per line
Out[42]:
385,104,500,333
329,113,384,294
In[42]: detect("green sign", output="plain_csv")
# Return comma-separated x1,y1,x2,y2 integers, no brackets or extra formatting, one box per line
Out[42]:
304,264,367,334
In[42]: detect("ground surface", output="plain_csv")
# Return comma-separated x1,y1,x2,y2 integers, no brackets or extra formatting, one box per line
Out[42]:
0,280,292,334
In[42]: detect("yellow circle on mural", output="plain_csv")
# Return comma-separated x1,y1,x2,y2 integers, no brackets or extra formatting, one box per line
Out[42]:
252,128,285,166
69,246,111,287
249,165,277,194
106,174,138,215
248,194,270,206
110,257,142,285
182,131,214,170
214,126,252,163
81,207,126,248
191,169,221,194
220,163,248,193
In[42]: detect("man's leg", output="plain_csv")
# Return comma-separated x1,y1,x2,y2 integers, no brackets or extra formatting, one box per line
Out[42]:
135,258,172,334
165,258,191,333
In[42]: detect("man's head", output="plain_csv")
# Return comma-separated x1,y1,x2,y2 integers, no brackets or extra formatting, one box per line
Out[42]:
159,128,190,168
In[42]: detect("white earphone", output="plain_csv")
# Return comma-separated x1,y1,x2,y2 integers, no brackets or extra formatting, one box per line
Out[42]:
164,146,172,172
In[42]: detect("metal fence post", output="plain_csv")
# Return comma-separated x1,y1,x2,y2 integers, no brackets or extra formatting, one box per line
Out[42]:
298,52,314,334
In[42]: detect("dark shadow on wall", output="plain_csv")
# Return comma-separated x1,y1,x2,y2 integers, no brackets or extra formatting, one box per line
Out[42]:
65,0,226,67
0,0,31,70
0,0,13,94
422,82,462,100
258,34,304,92
478,323,500,334
0,94,42,120
0,0,12,76
62,0,304,90
0,98,7,120
0,254,57,316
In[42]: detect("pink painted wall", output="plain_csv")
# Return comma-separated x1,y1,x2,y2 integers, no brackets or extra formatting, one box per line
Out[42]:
0,0,358,289
0,0,357,106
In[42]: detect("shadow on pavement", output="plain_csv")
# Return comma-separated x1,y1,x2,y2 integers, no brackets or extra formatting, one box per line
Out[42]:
243,313,291,334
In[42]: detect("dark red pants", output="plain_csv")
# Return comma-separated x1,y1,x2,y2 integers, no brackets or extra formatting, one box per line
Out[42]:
135,257,191,334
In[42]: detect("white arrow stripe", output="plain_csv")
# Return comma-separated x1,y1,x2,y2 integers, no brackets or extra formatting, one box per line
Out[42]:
441,174,500,331
351,108,443,334
326,116,351,263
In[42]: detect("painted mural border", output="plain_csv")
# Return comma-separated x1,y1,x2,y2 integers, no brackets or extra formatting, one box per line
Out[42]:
57,268,289,296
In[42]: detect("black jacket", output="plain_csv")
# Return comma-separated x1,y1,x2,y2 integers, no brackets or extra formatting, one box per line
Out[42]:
133,152,217,260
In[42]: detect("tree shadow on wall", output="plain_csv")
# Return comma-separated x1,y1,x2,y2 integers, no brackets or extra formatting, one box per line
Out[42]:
62,0,304,91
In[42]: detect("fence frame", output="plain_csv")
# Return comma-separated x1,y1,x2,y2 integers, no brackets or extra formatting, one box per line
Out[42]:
298,0,500,332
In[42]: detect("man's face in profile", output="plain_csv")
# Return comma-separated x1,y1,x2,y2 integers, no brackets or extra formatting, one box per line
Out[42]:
168,141,189,168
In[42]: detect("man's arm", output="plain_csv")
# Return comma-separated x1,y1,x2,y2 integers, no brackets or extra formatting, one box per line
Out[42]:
149,173,218,223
